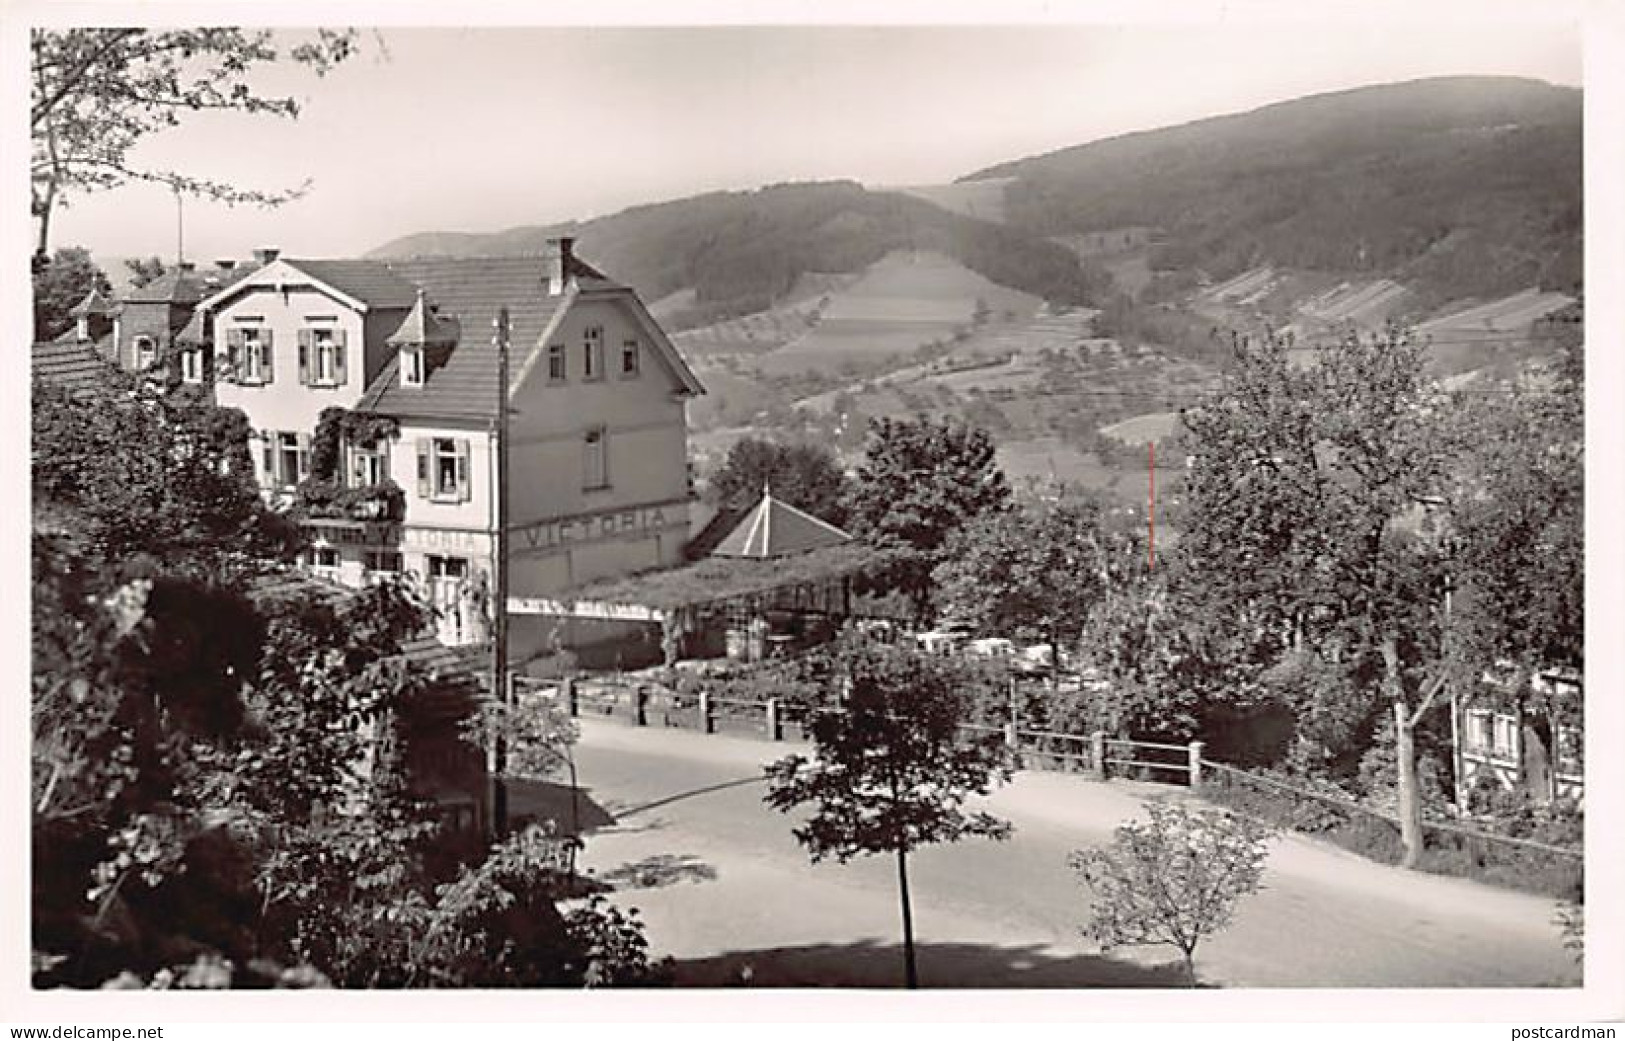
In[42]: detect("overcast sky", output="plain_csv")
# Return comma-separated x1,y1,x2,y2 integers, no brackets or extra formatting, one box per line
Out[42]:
38,19,1582,265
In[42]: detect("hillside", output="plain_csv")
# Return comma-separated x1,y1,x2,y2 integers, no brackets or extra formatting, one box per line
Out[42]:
965,76,1581,310
369,181,1106,330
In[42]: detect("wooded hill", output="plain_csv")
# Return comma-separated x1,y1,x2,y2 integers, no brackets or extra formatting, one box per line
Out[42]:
370,181,1105,330
966,76,1581,310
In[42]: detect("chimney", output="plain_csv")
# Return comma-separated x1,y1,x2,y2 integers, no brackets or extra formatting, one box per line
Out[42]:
253,247,280,266
215,259,237,272
544,237,575,295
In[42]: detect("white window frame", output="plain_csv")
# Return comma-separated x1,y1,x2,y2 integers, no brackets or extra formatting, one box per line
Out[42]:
312,328,340,386
365,549,403,577
180,346,204,384
548,343,567,382
427,554,468,580
433,438,463,502
402,347,426,387
583,426,609,490
350,443,386,488
273,431,309,488
621,338,640,377
134,335,157,370
308,545,341,576
241,328,267,383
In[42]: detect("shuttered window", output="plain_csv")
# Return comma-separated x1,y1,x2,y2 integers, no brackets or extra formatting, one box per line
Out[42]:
420,437,471,502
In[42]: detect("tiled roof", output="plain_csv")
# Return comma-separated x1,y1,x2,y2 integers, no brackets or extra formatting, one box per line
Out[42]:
285,259,422,310
175,308,208,345
712,488,853,559
356,255,593,421
32,339,119,395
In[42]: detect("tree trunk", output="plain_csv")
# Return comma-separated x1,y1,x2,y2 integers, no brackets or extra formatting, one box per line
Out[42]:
1394,699,1422,869
896,845,918,989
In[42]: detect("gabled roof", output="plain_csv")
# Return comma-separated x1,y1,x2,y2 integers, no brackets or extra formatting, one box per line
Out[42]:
711,488,853,559
174,308,208,345
32,339,120,395
195,258,418,314
354,255,593,421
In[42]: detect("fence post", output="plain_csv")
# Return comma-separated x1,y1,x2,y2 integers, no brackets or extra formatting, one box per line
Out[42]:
1188,740,1205,791
699,690,714,734
767,698,782,741
1091,731,1107,781
634,685,648,727
563,676,578,718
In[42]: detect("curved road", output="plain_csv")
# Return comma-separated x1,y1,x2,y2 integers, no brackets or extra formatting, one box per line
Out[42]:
525,717,1580,989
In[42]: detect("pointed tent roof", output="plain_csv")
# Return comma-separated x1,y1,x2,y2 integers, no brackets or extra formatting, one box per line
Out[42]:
386,288,460,347
711,487,852,559
68,288,111,318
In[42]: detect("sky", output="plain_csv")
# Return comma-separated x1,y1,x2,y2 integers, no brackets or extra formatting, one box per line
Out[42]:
27,15,1584,267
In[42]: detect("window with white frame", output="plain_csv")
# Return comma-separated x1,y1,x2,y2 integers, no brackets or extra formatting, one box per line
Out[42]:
134,336,157,370
401,347,426,387
583,325,603,380
417,437,469,502
621,338,640,377
307,546,341,575
301,327,346,387
583,426,609,490
180,346,204,384
548,343,567,381
1493,715,1519,758
350,442,387,487
236,326,271,384
264,431,310,488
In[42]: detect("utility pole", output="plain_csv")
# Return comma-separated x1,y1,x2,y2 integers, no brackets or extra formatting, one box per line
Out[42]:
1148,441,1156,569
174,188,184,266
489,306,512,838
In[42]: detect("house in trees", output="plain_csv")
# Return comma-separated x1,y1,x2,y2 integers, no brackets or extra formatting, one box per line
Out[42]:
194,238,706,657
1453,667,1583,807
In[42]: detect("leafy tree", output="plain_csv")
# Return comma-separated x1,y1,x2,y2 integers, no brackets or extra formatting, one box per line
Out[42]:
124,256,167,288
847,416,1011,621
1070,801,1274,984
30,28,360,256
706,436,853,526
1177,330,1454,866
32,245,111,340
934,497,1113,658
1444,327,1583,737
763,641,1015,987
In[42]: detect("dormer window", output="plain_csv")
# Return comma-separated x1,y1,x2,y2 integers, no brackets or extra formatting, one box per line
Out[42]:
402,347,426,387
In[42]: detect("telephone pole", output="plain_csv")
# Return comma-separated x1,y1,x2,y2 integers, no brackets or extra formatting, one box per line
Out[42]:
489,306,512,837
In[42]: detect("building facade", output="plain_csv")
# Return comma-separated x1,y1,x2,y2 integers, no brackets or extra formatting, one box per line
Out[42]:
192,239,704,658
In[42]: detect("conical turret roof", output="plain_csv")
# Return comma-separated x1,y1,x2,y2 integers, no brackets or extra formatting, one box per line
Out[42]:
386,288,460,347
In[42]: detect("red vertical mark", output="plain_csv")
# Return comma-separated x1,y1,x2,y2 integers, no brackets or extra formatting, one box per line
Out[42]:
1148,441,1156,569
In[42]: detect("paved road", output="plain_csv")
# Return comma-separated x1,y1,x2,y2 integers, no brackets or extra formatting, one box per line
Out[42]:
520,717,1580,989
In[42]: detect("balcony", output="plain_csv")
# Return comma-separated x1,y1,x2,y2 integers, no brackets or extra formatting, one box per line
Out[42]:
293,478,406,523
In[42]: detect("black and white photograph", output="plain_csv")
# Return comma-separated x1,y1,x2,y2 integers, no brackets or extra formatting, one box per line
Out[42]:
7,0,1622,1029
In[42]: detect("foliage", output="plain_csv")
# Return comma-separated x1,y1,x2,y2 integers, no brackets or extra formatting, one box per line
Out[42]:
764,641,1014,986
31,28,360,254
1070,801,1274,983
293,478,406,522
1554,901,1584,964
462,690,579,781
32,245,111,340
706,435,853,526
934,496,1113,653
124,256,167,288
846,415,1012,620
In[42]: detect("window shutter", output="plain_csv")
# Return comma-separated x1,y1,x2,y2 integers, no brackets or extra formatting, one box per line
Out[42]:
297,330,311,385
334,331,348,386
416,439,431,498
260,434,274,483
262,331,275,384
455,439,471,502
225,329,244,382
296,433,312,481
